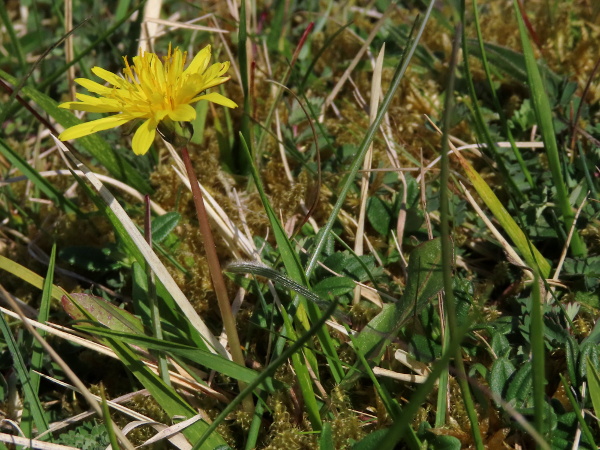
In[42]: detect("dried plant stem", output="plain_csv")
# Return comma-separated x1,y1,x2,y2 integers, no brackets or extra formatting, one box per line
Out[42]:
181,148,254,414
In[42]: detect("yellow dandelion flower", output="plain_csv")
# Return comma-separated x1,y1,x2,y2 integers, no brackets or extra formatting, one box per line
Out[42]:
58,44,237,155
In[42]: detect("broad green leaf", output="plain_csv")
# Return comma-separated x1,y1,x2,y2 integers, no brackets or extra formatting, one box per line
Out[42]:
505,363,532,407
489,356,516,402
367,196,392,237
351,429,388,450
61,293,145,335
151,212,181,243
313,276,355,297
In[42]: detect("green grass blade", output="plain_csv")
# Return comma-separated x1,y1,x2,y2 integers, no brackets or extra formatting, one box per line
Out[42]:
453,150,551,277
100,386,120,450
0,255,67,302
304,0,436,278
513,0,585,257
74,326,279,391
22,244,56,440
0,314,50,438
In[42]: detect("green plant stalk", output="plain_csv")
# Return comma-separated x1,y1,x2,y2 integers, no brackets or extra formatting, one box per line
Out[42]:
144,195,170,387
435,310,450,428
440,25,484,450
305,0,435,278
530,275,546,441
513,0,585,257
245,396,265,450
192,298,339,450
100,385,120,450
237,0,252,173
181,147,254,415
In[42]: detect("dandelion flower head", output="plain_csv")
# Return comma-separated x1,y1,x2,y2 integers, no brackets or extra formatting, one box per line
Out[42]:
58,44,237,155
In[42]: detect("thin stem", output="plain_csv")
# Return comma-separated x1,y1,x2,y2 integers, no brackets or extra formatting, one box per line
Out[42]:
440,26,485,450
181,147,254,414
531,275,547,442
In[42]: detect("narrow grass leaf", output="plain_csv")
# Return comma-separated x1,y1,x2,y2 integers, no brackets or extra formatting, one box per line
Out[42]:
0,313,50,437
452,149,551,277
305,1,435,277
0,255,67,301
513,0,585,257
74,326,279,391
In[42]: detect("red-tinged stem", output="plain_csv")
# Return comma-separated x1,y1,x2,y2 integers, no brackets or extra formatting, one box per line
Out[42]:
181,147,254,414
290,22,315,68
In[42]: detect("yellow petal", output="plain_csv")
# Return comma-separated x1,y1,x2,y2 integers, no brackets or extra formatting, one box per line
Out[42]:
92,66,127,88
167,104,196,122
58,94,122,113
131,118,157,155
75,78,114,95
190,92,238,108
59,115,132,141
183,45,211,77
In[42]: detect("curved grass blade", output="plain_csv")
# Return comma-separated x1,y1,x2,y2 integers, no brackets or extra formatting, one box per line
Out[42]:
304,0,436,278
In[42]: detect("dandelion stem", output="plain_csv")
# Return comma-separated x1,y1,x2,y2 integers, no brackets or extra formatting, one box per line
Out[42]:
181,147,254,415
